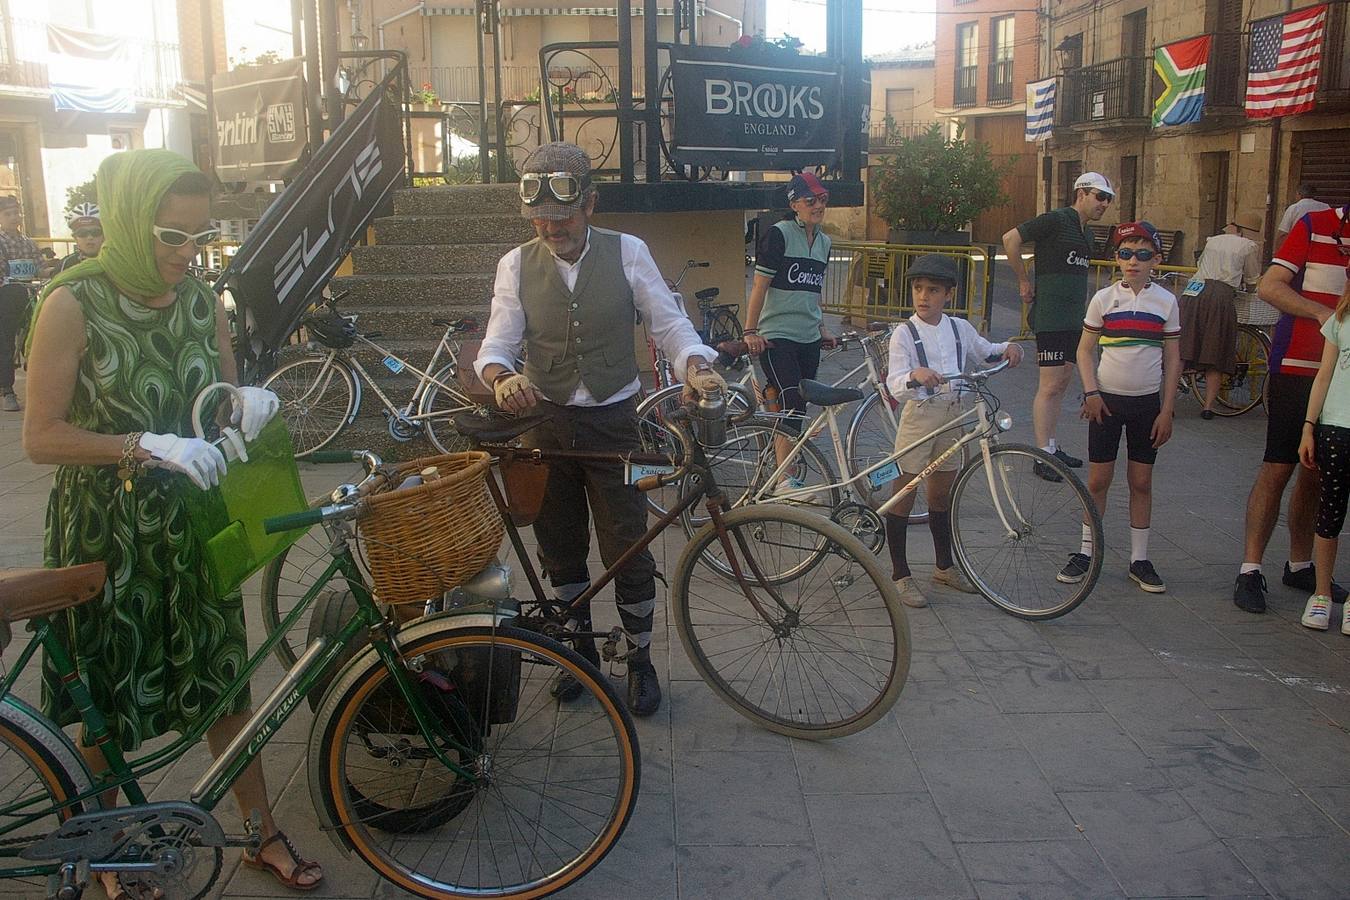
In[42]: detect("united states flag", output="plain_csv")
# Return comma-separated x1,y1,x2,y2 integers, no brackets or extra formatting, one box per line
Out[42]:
1245,4,1327,118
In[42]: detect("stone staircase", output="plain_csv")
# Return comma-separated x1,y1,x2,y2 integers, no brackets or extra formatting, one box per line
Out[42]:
322,182,526,456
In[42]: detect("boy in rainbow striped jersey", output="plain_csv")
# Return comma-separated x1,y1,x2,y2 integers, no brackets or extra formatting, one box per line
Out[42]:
1060,221,1181,593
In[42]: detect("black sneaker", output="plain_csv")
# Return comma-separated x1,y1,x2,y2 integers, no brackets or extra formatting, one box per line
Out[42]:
1052,448,1083,468
1281,563,1349,604
552,632,601,702
1057,553,1091,584
1034,460,1064,483
1128,560,1166,593
627,650,662,717
1233,571,1268,614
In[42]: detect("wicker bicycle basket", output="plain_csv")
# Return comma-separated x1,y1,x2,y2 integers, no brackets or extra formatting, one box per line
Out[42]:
1234,290,1280,327
359,451,504,605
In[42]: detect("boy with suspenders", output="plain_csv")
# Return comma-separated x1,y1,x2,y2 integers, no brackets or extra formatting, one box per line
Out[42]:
883,255,1025,609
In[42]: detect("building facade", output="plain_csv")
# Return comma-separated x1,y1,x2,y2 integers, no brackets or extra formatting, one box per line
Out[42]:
934,0,1040,244
858,45,937,240
1039,0,1350,263
0,0,206,237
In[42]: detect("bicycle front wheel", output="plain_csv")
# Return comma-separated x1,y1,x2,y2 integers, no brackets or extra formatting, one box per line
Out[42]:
311,623,639,899
263,356,357,456
636,384,752,519
259,529,370,667
671,505,909,739
1210,326,1271,417
950,444,1103,620
844,391,969,524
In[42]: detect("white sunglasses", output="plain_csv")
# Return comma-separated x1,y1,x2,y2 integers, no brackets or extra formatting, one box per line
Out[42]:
153,225,220,248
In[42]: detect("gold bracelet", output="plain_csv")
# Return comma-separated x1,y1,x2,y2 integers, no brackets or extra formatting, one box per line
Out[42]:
117,432,144,493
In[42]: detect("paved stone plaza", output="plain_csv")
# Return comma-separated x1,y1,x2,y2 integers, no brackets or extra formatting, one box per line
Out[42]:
2,292,1349,899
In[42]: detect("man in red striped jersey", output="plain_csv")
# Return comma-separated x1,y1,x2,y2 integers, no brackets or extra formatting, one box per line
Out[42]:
1234,205,1350,614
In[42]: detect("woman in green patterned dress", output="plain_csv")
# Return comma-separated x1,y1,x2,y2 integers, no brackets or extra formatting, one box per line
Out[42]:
23,149,321,896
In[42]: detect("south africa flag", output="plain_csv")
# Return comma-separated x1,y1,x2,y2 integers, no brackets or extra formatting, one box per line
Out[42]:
1153,35,1211,127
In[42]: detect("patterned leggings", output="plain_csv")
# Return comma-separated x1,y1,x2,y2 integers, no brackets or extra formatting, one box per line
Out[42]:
1315,423,1350,539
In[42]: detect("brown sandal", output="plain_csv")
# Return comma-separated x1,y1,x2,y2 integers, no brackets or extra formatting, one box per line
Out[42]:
241,830,323,891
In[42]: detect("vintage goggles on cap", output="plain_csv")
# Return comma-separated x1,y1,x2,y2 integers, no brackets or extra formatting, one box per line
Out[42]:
152,225,220,248
519,172,591,205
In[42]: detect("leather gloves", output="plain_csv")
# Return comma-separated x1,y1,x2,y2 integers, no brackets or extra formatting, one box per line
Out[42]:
230,386,281,442
139,432,228,490
683,363,727,403
494,372,542,413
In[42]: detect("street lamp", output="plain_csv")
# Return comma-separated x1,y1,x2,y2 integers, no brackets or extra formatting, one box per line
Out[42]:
1055,35,1081,71
351,28,369,51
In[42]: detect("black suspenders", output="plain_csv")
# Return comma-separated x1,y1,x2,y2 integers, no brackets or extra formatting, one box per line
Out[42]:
904,318,963,398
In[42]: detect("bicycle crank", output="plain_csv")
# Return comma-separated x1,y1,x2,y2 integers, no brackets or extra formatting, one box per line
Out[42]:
830,502,885,555
386,410,421,442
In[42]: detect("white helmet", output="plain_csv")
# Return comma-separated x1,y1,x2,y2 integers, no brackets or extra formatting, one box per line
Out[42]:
67,203,100,229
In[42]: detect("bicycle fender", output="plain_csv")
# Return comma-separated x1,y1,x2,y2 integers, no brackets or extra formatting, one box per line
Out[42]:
304,610,516,854
0,694,96,804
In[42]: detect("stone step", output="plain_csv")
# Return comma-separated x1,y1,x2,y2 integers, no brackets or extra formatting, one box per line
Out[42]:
350,242,516,275
373,214,535,246
330,273,495,308
391,183,520,217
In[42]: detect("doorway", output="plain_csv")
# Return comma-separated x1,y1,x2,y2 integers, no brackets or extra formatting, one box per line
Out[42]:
1199,151,1230,241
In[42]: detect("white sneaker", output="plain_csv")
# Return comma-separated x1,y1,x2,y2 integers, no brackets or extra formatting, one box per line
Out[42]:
894,575,928,609
0,392,18,413
1302,594,1332,630
932,566,979,594
1342,602,1350,637
773,476,806,497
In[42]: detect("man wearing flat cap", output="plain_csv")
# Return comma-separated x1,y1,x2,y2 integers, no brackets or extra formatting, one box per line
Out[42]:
475,141,724,716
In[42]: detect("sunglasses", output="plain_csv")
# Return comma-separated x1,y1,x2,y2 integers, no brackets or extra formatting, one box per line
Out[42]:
74,228,102,239
1091,190,1114,202
519,172,591,205
796,193,829,207
1116,247,1156,261
153,225,219,248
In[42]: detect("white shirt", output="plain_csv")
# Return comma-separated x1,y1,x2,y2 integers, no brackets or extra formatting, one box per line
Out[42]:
474,228,716,406
885,314,1008,401
1278,198,1331,236
1082,281,1180,396
1194,232,1261,289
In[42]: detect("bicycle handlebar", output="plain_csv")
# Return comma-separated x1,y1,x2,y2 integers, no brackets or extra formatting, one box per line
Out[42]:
263,504,354,534
630,382,757,491
904,358,1011,390
308,449,365,464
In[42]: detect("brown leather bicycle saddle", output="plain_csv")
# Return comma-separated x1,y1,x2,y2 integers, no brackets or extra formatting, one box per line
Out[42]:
0,562,106,623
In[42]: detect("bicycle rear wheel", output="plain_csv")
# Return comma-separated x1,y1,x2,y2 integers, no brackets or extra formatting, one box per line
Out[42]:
672,505,908,739
263,356,357,457
311,623,639,899
950,444,1103,620
636,384,752,519
1210,326,1271,416
705,307,743,347
421,363,479,454
845,391,969,524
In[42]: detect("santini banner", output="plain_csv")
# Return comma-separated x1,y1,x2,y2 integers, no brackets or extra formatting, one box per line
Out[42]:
670,45,842,169
212,58,308,182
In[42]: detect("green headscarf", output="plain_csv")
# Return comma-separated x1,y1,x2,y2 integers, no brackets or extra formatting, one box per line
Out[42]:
30,149,202,348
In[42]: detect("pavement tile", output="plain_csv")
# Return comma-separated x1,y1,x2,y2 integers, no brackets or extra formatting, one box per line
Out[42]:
1084,678,1232,749
1006,712,1167,791
1060,789,1263,897
789,713,925,795
1154,646,1308,710
1223,834,1350,899
964,649,1101,714
894,679,1023,751
556,791,676,899
805,793,974,900
1039,625,1173,681
1220,706,1350,785
672,750,811,846
954,839,1124,900
676,845,826,899
913,747,1080,842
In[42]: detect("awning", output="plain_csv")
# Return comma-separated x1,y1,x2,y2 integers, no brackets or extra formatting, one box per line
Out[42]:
425,6,694,15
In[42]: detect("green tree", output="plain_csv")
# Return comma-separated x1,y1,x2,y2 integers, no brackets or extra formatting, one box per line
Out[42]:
870,122,1012,233
64,178,97,220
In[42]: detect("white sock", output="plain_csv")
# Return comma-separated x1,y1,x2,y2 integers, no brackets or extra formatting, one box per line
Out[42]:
1130,527,1149,563
1239,562,1261,575
1288,560,1313,573
1079,524,1094,557
1047,438,1058,453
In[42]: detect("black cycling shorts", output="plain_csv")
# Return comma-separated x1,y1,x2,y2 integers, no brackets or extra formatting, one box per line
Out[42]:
1036,330,1081,367
1088,391,1162,466
1264,372,1314,465
760,338,821,431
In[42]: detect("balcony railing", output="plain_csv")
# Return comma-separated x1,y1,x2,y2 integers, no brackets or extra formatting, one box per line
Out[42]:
0,16,182,103
1058,56,1150,127
868,121,928,150
987,59,1014,104
408,64,621,103
955,65,977,107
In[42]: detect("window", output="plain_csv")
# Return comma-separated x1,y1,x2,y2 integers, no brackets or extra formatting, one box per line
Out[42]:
885,88,915,124
956,22,978,107
1058,159,1083,208
988,15,1015,103
1121,9,1147,59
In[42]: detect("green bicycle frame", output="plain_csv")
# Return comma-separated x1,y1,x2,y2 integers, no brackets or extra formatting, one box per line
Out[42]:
0,540,478,880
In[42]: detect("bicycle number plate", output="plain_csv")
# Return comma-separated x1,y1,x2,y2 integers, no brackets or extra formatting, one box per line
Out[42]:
868,461,901,490
626,461,675,484
382,355,405,374
1182,278,1205,297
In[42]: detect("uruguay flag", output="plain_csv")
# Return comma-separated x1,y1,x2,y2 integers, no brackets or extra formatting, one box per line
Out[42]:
1153,35,1211,127
1025,78,1055,142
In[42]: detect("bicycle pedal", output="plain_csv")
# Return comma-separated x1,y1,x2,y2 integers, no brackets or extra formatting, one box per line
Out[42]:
47,859,88,900
600,627,628,666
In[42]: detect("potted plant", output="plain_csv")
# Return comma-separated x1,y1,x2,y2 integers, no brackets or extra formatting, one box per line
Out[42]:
410,82,439,111
870,122,1010,245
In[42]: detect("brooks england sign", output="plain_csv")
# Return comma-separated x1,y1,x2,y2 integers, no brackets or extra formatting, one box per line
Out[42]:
670,46,842,169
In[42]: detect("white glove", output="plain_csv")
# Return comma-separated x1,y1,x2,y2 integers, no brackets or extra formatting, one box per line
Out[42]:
139,432,228,490
230,386,280,442
493,372,542,413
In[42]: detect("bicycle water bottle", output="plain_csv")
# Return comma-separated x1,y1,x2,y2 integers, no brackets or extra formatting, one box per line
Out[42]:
695,385,727,446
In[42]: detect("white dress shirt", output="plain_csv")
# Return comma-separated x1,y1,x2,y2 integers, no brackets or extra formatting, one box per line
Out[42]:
886,314,1008,402
1194,232,1261,289
474,228,716,406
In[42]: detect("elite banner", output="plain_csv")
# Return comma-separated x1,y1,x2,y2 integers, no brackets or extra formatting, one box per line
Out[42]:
211,58,308,182
221,71,404,354
670,45,841,170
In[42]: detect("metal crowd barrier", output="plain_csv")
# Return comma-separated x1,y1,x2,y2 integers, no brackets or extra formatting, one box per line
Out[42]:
823,240,996,333
1007,257,1199,341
